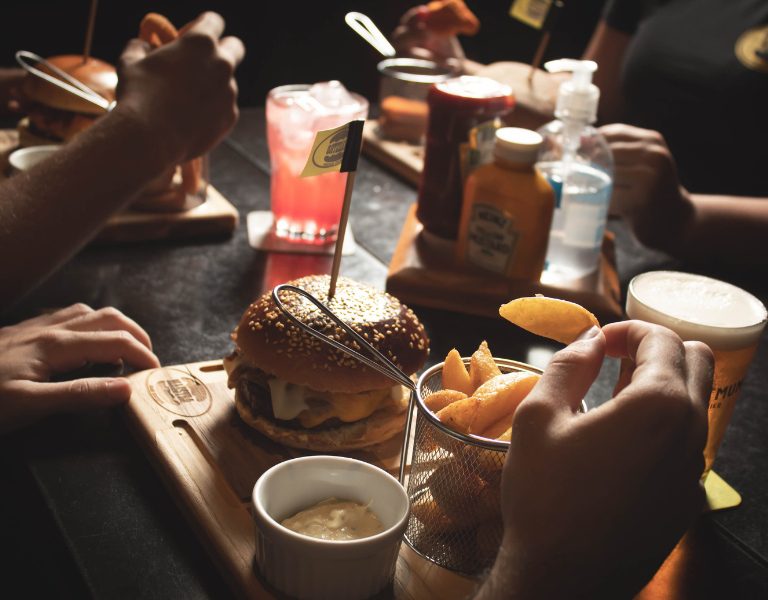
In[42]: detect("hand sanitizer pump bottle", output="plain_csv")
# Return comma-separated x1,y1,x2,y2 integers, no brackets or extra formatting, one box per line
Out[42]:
536,59,613,282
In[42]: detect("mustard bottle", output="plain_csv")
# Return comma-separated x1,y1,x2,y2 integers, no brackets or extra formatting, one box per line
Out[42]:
456,127,554,280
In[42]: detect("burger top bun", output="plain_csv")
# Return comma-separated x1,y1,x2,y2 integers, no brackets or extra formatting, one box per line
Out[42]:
233,275,429,393
22,55,117,115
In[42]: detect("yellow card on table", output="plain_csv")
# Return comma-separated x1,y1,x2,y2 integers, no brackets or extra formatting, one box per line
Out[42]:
704,470,742,512
509,0,554,30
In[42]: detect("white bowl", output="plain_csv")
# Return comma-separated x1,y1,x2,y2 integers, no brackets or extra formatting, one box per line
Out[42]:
7,144,61,173
252,456,410,600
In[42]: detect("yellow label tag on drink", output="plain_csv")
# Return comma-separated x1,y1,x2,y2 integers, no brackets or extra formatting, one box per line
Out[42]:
300,120,364,177
509,0,553,30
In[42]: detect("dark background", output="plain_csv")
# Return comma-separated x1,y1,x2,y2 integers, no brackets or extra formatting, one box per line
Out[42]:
2,0,607,107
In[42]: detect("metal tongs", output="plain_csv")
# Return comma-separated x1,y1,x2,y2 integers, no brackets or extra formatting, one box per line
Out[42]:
15,50,115,113
344,12,397,58
272,284,416,484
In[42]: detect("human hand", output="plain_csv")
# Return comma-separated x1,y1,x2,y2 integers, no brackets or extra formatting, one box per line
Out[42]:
601,123,694,251
391,5,466,69
475,320,712,600
114,11,245,166
0,303,160,434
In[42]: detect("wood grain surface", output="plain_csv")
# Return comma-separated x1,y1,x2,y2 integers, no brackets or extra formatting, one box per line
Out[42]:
362,120,424,187
386,205,624,325
0,129,239,243
123,360,478,600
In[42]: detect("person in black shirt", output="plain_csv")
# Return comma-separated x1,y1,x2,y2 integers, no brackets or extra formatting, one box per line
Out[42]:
590,0,768,270
395,0,768,269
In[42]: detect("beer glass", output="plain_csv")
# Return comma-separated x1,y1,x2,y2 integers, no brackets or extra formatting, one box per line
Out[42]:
626,271,767,475
266,81,368,244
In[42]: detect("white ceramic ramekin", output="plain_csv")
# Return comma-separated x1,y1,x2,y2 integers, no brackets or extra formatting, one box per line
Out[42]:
7,144,61,173
252,455,410,600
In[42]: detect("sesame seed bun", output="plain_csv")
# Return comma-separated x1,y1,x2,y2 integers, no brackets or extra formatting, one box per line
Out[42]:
231,275,429,393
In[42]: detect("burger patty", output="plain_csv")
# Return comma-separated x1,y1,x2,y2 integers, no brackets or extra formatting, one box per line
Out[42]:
229,362,401,431
24,101,97,143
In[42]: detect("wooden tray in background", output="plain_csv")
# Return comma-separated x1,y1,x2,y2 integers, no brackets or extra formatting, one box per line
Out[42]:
362,120,424,187
386,205,624,325
123,360,478,600
0,129,239,243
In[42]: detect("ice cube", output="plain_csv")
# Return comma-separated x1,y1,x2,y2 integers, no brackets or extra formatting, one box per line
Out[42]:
279,96,316,148
309,80,355,111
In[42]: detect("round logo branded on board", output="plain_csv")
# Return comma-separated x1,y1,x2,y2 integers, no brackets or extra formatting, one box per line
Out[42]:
146,367,212,417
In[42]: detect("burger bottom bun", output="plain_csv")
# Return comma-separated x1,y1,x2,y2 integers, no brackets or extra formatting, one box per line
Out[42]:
234,386,411,452
17,117,60,147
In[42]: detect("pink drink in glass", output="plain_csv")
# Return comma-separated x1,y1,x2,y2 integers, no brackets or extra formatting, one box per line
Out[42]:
266,83,369,244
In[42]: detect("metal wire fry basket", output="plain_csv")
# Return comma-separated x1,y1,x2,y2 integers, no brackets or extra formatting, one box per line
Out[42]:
269,285,585,577
401,357,542,576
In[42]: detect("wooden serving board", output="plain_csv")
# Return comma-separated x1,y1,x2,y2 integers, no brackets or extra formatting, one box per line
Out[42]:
123,360,478,600
386,205,624,325
0,129,239,243
362,120,424,187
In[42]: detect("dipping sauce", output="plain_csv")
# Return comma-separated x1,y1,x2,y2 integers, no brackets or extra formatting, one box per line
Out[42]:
281,497,384,541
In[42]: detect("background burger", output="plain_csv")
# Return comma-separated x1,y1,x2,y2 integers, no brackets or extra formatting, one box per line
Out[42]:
224,275,430,451
17,54,117,147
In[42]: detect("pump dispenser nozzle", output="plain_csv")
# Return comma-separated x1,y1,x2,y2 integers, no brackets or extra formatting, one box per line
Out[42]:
544,59,599,123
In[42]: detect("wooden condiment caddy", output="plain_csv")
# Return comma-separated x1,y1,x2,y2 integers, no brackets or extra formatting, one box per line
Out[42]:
386,205,624,325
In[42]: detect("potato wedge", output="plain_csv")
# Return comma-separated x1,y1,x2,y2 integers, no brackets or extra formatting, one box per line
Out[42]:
411,493,467,534
468,371,539,435
436,396,480,434
428,463,500,528
476,416,514,440
499,296,600,344
424,389,467,413
469,341,502,391
442,348,474,395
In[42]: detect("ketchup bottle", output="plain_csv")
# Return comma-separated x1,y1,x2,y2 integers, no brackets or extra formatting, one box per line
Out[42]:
417,76,515,239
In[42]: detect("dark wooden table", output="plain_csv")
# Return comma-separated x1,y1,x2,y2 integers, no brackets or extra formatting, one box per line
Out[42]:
1,108,767,599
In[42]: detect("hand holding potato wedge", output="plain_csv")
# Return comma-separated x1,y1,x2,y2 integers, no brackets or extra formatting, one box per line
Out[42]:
474,321,713,600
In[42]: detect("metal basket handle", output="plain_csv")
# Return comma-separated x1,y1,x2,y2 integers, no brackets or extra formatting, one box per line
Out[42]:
271,284,418,484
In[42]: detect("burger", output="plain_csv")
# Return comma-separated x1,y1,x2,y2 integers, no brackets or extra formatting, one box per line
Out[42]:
224,275,430,451
17,54,117,147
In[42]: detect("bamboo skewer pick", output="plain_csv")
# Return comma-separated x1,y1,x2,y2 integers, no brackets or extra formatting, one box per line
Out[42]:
82,0,99,63
296,119,365,301
328,170,356,300
527,0,564,85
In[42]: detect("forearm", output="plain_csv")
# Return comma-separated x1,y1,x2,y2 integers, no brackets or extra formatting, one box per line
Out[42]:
472,543,525,600
0,107,169,311
670,193,768,266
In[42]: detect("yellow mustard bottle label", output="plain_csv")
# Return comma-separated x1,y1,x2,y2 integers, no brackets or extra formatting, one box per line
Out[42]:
466,203,519,273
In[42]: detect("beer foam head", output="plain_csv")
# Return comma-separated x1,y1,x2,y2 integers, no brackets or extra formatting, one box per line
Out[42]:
627,271,767,350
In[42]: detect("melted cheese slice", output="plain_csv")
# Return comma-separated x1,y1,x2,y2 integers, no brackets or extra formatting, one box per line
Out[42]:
268,378,401,428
